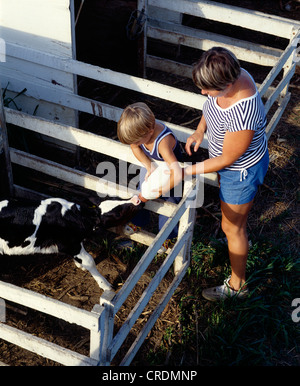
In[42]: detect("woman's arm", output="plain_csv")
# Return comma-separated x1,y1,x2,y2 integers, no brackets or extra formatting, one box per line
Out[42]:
185,129,255,175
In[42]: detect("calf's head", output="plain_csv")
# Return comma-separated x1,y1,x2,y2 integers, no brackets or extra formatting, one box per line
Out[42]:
97,195,144,229
80,194,144,231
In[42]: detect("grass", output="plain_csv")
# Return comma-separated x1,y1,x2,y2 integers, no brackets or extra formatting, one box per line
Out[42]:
146,225,300,366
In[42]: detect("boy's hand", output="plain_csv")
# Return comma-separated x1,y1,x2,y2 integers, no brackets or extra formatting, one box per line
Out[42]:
130,194,142,205
145,163,157,181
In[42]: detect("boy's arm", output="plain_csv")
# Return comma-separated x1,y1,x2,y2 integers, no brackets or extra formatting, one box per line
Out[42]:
157,136,183,195
130,144,152,172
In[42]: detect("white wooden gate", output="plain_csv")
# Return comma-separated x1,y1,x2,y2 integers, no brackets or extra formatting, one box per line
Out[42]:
0,0,299,366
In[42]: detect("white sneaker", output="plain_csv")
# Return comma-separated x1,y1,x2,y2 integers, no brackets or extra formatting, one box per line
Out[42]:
123,222,141,236
202,277,249,302
157,239,173,255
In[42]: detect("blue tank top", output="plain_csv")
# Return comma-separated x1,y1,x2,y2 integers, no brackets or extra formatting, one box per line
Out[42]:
140,125,182,162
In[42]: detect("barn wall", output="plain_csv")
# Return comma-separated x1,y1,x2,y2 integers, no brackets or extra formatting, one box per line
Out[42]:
0,0,77,126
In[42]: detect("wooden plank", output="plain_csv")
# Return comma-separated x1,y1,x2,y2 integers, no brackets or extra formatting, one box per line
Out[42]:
5,106,206,148
264,62,296,113
10,147,218,205
0,323,97,366
147,55,275,102
6,42,206,110
0,84,14,198
0,281,101,332
148,22,281,66
0,299,5,323
147,55,193,78
137,0,148,78
265,92,291,140
14,184,49,201
6,108,217,193
147,56,273,96
9,147,180,216
5,109,219,189
89,304,104,362
110,226,159,247
5,108,140,166
174,179,197,274
3,76,123,122
2,57,73,92
10,147,130,198
148,0,299,39
122,228,156,247
99,291,115,366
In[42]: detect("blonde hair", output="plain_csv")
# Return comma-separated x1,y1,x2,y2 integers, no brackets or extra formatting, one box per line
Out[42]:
117,102,155,144
192,47,241,91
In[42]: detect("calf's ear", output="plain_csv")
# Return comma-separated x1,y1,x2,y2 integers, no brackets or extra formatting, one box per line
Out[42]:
87,196,102,207
76,196,102,208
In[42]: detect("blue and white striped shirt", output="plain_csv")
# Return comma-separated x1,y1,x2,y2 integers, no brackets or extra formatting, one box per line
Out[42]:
203,86,267,171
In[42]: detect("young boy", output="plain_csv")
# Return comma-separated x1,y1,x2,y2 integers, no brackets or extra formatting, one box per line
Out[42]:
117,102,183,252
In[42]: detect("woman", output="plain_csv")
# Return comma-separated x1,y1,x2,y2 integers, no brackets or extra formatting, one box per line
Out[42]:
184,47,269,301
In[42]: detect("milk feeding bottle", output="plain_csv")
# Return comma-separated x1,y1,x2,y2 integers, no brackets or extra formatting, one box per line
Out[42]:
139,163,171,201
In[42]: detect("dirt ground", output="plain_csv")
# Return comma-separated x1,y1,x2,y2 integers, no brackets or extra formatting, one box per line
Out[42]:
0,0,299,366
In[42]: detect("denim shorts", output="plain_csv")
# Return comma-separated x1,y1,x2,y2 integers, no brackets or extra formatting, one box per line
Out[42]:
218,150,269,205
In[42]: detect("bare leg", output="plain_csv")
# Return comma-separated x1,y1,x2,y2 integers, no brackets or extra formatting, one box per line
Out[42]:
220,199,253,291
74,244,112,291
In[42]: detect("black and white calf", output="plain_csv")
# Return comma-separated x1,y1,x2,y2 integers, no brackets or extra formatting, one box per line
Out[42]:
0,195,143,291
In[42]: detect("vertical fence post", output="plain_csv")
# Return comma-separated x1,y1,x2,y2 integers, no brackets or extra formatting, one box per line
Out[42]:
99,290,115,366
0,83,14,198
174,179,197,274
89,304,105,364
137,0,148,78
280,27,299,102
0,299,6,323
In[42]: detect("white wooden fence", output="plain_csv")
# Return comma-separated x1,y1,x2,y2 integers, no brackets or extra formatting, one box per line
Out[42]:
0,0,299,366
139,0,300,141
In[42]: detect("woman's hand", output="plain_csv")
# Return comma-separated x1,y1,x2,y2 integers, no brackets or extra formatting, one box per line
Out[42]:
185,115,207,156
185,131,204,156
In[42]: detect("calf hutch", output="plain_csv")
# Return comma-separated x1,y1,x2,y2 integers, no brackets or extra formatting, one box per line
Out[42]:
0,0,299,366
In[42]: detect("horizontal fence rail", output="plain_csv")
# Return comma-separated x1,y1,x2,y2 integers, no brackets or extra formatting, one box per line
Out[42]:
148,0,300,38
147,20,283,67
5,108,219,195
5,42,206,110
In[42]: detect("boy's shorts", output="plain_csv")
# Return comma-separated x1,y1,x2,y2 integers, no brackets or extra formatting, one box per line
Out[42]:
218,150,269,205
